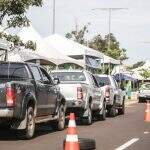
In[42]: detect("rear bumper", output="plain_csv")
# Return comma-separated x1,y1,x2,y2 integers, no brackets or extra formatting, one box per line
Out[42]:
66,100,86,116
0,109,13,117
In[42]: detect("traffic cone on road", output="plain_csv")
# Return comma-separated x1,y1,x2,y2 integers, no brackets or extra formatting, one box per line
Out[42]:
144,101,150,122
64,113,80,150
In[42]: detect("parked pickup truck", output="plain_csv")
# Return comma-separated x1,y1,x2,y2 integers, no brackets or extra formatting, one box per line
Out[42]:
51,70,106,125
0,62,66,139
94,74,125,117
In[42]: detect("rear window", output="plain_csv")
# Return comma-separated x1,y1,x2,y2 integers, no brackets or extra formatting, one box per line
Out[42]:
95,76,110,86
140,83,150,90
51,72,86,82
0,63,29,79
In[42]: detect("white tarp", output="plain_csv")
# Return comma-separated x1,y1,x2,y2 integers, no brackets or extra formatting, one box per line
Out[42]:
7,48,58,65
44,34,120,66
44,34,102,58
102,55,120,65
18,26,83,67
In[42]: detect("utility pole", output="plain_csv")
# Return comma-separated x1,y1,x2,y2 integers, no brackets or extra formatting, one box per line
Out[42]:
52,0,55,34
92,7,127,74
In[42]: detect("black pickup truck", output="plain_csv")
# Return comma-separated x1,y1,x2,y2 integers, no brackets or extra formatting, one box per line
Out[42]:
0,62,66,139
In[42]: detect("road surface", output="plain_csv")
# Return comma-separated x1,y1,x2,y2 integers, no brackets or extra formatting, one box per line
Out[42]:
0,102,149,150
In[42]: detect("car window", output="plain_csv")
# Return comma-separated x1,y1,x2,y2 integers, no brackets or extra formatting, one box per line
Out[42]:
0,63,29,79
140,83,150,90
40,67,53,84
91,75,99,87
30,66,42,81
97,76,110,86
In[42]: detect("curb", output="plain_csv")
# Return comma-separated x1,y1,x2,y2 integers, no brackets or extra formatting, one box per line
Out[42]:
125,99,138,106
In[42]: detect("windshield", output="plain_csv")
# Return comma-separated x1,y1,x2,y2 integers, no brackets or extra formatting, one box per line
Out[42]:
140,83,150,90
0,63,29,79
95,76,110,86
51,72,86,82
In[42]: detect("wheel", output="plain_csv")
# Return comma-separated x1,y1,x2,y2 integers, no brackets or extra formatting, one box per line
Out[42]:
83,106,92,125
79,138,96,150
118,100,125,115
63,138,96,150
51,104,65,131
99,101,106,121
17,106,35,140
109,101,116,117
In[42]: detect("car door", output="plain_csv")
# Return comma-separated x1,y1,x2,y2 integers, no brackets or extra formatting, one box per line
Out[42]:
30,66,48,116
39,67,57,115
91,74,102,110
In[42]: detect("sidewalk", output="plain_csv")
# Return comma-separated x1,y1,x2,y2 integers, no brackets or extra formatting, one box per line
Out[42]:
125,92,138,106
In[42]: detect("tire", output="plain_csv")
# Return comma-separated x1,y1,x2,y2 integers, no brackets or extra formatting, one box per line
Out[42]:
100,101,106,121
79,138,96,150
63,138,96,150
51,104,65,131
17,106,35,140
118,100,125,115
109,101,116,117
83,106,92,125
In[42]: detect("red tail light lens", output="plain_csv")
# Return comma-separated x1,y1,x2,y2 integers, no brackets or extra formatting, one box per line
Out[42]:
77,87,83,100
6,87,16,107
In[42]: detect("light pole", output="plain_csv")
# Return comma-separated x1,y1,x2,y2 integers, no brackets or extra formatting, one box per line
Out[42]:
92,7,127,74
52,0,56,34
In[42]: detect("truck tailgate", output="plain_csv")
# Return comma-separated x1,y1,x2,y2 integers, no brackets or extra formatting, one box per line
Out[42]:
59,83,87,101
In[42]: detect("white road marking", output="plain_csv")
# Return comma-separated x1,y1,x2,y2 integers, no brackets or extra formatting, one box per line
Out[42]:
115,138,139,150
144,131,149,134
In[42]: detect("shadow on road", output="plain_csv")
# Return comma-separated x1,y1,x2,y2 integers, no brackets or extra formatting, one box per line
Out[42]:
0,123,65,141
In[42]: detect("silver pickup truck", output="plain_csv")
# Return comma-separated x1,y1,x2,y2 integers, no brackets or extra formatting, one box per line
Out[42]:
94,74,126,117
51,70,106,125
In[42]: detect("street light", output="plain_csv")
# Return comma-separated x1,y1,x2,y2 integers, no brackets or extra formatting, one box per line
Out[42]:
92,7,128,74
52,0,56,34
92,8,128,51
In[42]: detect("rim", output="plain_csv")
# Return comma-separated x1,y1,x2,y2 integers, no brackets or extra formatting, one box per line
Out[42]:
59,107,65,128
88,107,92,123
27,109,35,136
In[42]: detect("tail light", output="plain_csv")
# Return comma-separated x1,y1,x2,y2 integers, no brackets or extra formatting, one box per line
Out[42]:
6,87,16,107
77,87,83,100
105,85,110,97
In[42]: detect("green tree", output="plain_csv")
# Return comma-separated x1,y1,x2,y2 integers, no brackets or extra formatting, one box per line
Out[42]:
126,61,145,70
66,25,128,62
0,0,42,51
0,0,42,30
65,23,90,45
89,33,128,61
139,68,150,79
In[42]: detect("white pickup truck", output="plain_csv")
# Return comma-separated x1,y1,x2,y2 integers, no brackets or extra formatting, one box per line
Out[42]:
51,70,106,125
94,74,126,117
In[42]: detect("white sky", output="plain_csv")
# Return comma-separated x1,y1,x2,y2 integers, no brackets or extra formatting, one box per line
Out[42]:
16,0,150,63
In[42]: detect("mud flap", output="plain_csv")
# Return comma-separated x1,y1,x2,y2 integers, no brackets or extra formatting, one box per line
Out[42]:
11,111,27,130
83,108,89,117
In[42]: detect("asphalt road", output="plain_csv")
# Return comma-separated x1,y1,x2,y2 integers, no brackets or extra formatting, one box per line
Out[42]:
0,102,150,150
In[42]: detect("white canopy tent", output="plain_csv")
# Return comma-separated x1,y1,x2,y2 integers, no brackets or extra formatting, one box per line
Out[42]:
44,34,120,68
18,26,83,67
7,48,58,65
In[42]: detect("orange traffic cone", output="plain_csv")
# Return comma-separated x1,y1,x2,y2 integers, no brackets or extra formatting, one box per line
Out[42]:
64,113,80,150
144,101,150,122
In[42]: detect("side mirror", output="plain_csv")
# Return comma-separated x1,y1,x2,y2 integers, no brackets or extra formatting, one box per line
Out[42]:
54,77,60,85
99,82,105,87
43,80,50,84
